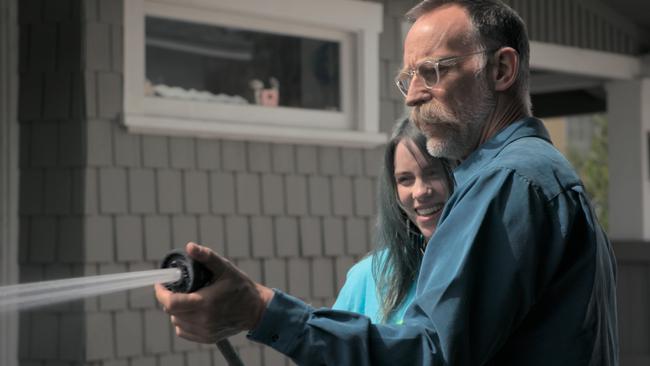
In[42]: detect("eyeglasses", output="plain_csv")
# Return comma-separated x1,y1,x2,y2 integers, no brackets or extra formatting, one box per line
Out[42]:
394,49,495,97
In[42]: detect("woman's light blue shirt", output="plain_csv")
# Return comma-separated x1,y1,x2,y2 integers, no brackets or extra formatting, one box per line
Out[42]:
332,254,416,324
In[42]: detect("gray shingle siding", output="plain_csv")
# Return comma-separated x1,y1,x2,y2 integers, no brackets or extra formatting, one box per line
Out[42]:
15,0,409,364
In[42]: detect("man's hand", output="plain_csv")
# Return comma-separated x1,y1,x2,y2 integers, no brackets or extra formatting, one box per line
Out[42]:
154,242,275,343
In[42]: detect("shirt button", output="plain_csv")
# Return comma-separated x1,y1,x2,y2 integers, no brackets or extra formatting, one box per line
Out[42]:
271,334,279,342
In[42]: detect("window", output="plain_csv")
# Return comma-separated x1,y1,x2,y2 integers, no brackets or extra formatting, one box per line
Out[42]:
124,0,386,147
146,16,342,112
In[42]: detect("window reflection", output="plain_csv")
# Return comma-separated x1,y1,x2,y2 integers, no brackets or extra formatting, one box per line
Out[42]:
145,16,341,111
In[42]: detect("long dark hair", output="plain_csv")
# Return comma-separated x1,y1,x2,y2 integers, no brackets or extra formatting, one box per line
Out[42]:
372,118,455,322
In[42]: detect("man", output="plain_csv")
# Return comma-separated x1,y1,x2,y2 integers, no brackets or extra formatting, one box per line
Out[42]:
155,1,619,364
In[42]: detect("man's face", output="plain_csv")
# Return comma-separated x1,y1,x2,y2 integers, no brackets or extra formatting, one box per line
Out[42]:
401,4,496,160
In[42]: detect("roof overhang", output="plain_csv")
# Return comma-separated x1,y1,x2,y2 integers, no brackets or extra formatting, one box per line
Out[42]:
531,41,643,81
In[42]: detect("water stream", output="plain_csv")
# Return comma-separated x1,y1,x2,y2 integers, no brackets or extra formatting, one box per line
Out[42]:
0,268,181,312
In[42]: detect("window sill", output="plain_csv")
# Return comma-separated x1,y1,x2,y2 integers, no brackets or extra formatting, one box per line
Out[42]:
123,114,387,147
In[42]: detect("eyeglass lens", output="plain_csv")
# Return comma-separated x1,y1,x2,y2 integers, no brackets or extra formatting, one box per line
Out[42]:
396,61,440,96
417,62,440,87
395,48,495,96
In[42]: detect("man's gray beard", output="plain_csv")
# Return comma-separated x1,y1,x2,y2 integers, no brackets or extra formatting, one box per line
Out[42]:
425,125,470,160
411,81,496,160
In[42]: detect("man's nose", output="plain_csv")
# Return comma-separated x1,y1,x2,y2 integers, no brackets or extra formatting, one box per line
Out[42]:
404,77,431,107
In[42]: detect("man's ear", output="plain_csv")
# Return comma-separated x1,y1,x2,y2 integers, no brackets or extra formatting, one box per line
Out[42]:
491,47,519,91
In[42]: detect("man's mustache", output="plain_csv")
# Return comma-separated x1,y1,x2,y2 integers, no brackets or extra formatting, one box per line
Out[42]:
411,101,454,127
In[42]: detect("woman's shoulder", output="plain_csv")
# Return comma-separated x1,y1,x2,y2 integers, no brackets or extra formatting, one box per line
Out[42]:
345,250,390,281
333,252,383,321
346,255,374,279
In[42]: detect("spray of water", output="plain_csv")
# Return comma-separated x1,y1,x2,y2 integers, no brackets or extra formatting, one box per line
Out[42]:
0,268,181,312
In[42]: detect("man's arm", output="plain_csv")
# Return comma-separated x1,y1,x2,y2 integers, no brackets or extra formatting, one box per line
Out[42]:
258,167,562,365
156,168,563,365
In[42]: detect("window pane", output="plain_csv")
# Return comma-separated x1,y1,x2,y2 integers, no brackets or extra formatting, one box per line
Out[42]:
145,16,341,111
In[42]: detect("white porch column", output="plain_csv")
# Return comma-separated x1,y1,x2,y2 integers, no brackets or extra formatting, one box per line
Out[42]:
607,77,650,240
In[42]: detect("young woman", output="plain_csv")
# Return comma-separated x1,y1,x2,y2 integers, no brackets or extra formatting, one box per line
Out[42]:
333,118,455,324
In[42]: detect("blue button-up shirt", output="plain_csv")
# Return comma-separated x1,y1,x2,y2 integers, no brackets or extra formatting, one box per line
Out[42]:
248,118,618,365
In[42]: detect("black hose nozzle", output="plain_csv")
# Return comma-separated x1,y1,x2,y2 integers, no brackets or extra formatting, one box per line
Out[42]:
161,249,213,293
161,249,244,366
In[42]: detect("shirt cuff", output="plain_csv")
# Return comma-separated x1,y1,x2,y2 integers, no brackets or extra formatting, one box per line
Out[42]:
247,289,312,355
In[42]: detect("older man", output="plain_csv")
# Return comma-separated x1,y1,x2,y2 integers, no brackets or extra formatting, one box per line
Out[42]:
155,1,618,364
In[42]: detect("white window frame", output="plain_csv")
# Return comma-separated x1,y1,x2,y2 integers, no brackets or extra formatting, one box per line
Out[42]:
123,0,386,147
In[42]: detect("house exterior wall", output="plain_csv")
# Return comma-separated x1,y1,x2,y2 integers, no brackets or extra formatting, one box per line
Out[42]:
17,0,90,365
14,0,650,366
17,0,401,365
0,0,19,364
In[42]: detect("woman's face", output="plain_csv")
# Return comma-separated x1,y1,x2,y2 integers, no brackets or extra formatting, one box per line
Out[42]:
394,140,449,240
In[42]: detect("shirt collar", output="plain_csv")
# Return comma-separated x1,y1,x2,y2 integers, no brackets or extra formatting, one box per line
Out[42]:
454,117,551,185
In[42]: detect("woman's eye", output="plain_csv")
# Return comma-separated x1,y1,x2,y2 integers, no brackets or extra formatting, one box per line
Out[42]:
424,169,441,178
396,176,414,185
